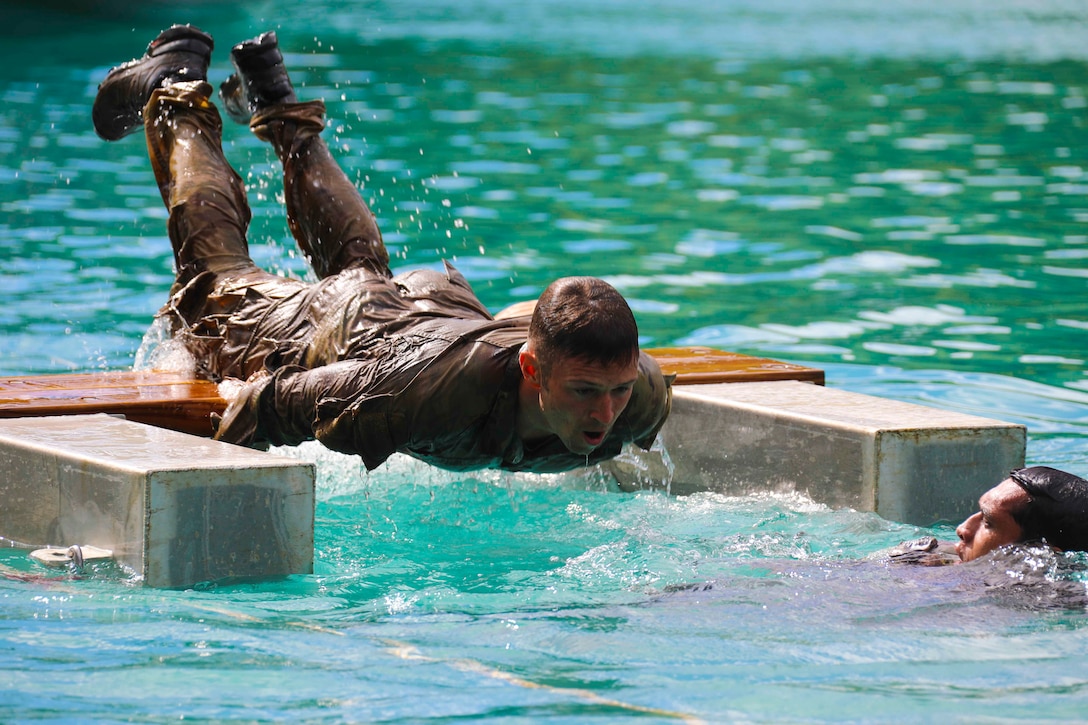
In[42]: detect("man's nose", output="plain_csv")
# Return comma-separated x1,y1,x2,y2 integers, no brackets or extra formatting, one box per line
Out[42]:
957,513,980,542
590,395,615,425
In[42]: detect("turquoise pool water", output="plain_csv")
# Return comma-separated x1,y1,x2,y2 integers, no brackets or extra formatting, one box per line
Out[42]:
2,1,1088,721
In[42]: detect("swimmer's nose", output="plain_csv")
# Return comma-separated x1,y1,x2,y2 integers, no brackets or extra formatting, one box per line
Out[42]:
589,396,616,426
956,512,981,543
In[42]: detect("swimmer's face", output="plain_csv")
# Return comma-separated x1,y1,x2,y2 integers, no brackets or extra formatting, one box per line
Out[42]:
520,350,638,456
955,478,1029,562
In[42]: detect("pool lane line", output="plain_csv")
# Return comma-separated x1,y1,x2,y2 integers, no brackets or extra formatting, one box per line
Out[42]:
0,584,701,721
184,600,345,636
185,602,701,722
0,562,75,586
381,638,706,723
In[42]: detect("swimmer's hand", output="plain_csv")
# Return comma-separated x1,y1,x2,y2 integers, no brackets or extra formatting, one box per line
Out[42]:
214,376,249,403
212,369,272,450
886,536,959,566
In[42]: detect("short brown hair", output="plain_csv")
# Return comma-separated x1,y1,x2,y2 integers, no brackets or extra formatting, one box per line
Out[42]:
528,277,639,376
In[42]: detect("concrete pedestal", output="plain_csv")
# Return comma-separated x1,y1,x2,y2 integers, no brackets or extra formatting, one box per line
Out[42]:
0,378,1030,580
0,414,314,588
612,381,1026,526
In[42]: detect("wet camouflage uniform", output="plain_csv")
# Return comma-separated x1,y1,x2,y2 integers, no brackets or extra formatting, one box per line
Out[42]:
144,81,671,473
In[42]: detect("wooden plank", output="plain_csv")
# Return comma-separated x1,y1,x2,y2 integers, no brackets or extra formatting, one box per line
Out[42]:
0,349,824,436
0,371,225,437
645,347,824,386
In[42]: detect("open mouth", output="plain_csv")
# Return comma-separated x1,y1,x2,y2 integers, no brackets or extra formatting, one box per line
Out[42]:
583,430,606,447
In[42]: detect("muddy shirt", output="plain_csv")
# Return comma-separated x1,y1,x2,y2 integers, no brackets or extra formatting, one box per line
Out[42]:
168,262,672,473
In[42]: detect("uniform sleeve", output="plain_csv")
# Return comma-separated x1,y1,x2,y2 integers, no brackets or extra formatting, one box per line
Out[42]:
213,336,512,470
213,360,411,469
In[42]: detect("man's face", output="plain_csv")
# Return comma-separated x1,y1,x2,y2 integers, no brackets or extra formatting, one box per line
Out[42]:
527,353,639,456
955,478,1029,562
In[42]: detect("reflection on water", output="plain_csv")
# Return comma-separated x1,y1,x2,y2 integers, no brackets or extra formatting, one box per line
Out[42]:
1,1,1088,721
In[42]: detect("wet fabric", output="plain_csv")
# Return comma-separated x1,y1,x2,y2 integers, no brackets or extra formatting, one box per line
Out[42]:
143,81,671,473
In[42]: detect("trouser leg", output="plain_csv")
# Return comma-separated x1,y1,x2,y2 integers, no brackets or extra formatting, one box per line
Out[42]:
144,80,295,381
250,100,390,279
144,80,260,287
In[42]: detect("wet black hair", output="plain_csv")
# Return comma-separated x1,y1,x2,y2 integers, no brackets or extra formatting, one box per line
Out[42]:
1009,466,1088,553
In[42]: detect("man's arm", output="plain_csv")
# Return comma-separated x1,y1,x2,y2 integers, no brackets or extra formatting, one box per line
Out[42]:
214,360,407,469
213,333,514,469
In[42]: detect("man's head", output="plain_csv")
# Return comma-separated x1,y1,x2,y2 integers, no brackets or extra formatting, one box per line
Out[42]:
518,277,641,455
956,466,1088,562
526,276,640,376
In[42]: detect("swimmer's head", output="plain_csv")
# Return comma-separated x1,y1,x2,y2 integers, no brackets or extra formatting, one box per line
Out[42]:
1008,466,1088,552
526,276,640,378
519,277,641,456
956,466,1088,562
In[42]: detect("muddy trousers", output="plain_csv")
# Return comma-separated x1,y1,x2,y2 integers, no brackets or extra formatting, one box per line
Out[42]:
142,80,390,292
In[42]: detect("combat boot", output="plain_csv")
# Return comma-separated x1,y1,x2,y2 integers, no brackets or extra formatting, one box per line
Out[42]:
219,31,298,124
92,25,214,141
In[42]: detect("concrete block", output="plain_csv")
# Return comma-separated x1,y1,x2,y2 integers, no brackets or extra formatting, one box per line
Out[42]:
616,381,1026,526
0,414,314,588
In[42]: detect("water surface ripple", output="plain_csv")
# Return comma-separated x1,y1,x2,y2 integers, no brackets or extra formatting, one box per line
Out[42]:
1,2,1087,722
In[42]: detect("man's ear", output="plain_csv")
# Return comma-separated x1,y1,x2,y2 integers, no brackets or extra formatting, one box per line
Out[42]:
519,346,543,388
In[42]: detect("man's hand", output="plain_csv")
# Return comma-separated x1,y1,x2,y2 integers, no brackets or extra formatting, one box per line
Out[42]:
212,369,272,449
886,536,959,566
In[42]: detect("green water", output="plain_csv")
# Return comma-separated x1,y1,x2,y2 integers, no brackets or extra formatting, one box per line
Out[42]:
2,1,1088,722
